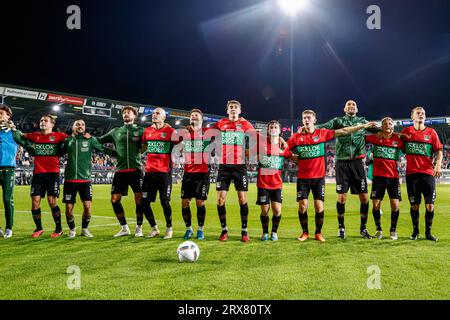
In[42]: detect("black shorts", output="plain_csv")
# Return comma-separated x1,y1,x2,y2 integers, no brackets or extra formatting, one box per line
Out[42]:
335,159,368,194
406,173,436,205
370,176,401,201
181,172,210,200
111,170,143,196
63,182,93,204
30,173,60,197
216,164,248,192
297,178,326,201
142,172,172,202
256,188,282,205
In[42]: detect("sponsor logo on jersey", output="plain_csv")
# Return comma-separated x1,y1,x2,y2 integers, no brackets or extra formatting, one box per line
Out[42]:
184,140,211,153
405,142,432,157
146,140,171,154
221,131,245,145
34,143,58,156
296,143,325,159
374,145,400,160
259,155,284,170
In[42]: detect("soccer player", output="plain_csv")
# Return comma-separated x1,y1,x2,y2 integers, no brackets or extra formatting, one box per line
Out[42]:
15,115,69,237
317,100,380,239
62,120,116,238
289,109,376,242
98,106,145,237
365,117,404,240
0,105,21,238
401,106,443,241
141,107,179,239
211,100,257,242
256,120,293,241
179,109,211,240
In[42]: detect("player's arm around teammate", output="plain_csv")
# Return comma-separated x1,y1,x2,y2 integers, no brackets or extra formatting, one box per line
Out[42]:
316,100,378,240
256,120,293,242
400,107,443,241
364,117,404,240
18,115,69,238
287,109,375,242
141,107,180,239
98,106,145,238
178,109,211,240
61,120,117,238
212,100,255,242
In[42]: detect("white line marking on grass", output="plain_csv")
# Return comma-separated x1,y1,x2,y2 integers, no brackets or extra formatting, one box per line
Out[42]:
7,210,136,221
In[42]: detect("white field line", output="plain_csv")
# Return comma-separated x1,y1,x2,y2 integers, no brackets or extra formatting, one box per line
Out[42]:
0,210,267,234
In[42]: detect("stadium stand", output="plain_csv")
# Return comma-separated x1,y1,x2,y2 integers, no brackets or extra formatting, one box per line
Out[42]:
3,83,449,185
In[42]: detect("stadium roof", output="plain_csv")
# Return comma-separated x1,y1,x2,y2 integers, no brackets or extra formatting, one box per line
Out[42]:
0,83,268,134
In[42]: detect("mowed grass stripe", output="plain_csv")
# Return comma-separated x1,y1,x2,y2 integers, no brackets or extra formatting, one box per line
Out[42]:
0,184,449,300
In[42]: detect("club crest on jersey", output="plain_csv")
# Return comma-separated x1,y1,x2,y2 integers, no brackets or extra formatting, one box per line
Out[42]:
50,136,55,142
424,135,430,141
82,141,89,148
236,124,242,129
393,141,398,147
313,136,319,142
133,131,139,136
161,132,167,138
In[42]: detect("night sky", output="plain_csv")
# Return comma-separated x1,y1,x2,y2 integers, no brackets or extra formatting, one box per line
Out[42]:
1,0,450,122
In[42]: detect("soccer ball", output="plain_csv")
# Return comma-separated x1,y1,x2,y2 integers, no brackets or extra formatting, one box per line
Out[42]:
177,241,200,263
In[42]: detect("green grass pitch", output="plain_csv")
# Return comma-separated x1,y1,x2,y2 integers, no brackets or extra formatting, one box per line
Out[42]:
0,183,449,300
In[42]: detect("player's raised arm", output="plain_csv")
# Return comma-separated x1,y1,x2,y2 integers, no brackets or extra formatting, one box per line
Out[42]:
315,117,338,130
97,129,114,144
91,136,117,156
334,122,377,137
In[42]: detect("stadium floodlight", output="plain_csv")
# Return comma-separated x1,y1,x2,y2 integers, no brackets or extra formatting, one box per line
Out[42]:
278,0,309,16
175,120,181,125
52,104,61,112
141,116,147,121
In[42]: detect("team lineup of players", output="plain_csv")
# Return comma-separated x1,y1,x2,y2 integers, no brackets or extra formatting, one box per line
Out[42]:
0,99,443,242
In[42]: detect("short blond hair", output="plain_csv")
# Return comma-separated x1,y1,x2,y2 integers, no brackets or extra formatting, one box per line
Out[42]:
411,106,425,117
226,100,241,109
302,110,316,118
381,117,393,124
42,114,57,124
